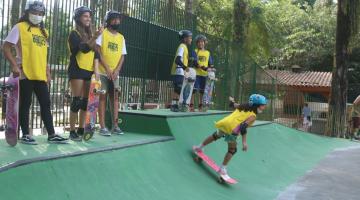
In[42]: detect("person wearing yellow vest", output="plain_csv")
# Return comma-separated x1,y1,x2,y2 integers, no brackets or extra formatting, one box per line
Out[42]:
191,34,214,111
170,30,193,112
2,0,68,144
193,94,267,177
96,11,126,136
67,6,103,141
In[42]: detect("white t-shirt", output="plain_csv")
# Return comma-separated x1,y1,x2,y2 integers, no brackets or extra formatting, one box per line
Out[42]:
5,24,27,79
95,33,127,55
175,46,185,75
5,25,22,64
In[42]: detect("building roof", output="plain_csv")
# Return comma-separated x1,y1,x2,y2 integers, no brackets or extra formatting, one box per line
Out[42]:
265,70,332,88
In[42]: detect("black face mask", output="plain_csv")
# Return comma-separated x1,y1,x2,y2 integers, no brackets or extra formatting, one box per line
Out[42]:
109,23,121,31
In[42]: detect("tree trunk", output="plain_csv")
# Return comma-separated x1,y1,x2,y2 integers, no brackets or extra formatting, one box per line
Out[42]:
185,0,194,29
10,0,22,26
325,0,351,137
229,0,250,100
165,0,176,28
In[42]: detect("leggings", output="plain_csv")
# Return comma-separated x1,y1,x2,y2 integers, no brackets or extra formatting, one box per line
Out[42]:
19,79,55,136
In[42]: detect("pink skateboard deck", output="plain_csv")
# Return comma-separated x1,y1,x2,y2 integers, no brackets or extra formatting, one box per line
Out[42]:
5,75,20,147
193,146,237,184
84,75,104,141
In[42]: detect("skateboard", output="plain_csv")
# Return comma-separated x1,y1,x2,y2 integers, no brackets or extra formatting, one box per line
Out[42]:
178,68,196,112
84,75,105,141
5,75,20,146
202,68,217,112
193,146,237,184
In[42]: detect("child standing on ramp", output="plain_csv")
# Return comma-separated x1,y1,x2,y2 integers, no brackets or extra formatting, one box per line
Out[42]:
193,94,267,176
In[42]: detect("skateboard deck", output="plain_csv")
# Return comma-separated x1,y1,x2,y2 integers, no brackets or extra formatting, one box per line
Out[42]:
193,146,237,184
5,75,20,146
84,75,104,141
202,68,216,112
179,68,196,112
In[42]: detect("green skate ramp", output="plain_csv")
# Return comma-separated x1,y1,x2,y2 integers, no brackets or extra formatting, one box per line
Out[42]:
0,114,358,200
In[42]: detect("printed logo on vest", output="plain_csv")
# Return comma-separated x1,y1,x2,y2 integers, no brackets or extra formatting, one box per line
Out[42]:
107,42,118,52
32,34,46,47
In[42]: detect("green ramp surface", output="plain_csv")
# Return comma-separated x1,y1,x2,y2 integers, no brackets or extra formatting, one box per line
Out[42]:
0,114,358,200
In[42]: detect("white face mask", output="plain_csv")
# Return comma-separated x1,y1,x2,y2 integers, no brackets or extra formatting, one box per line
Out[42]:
257,108,263,114
29,14,43,25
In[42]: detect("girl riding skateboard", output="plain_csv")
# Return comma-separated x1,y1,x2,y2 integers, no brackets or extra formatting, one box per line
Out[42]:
3,0,68,144
67,6,102,141
193,94,267,176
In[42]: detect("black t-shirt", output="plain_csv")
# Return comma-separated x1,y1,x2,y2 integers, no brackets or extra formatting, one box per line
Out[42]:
68,30,100,69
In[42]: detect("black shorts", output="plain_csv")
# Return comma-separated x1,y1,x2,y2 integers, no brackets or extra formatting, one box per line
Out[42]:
68,65,93,81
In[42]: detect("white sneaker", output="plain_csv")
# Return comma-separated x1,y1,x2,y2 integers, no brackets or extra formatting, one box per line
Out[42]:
193,145,203,153
218,167,228,176
99,128,111,136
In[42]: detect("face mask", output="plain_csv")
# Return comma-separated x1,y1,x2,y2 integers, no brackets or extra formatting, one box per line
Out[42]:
109,24,121,30
29,14,43,25
257,108,263,114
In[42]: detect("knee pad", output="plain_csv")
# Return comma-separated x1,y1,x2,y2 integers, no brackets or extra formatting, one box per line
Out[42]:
212,132,221,141
228,147,237,155
80,98,88,111
174,86,182,95
70,97,82,112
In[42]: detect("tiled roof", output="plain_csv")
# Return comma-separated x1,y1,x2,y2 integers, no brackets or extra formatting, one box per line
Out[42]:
265,70,332,87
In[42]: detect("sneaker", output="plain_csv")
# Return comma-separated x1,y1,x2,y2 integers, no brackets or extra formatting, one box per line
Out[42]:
20,135,38,145
112,127,124,135
77,128,84,137
193,145,203,153
218,166,228,176
99,128,111,136
189,104,195,112
69,131,82,141
170,104,179,112
48,134,69,144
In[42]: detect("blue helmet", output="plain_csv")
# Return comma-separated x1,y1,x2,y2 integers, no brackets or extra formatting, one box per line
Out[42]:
249,94,267,106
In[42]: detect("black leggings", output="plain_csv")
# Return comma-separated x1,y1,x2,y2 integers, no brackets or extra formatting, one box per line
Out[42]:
19,79,55,136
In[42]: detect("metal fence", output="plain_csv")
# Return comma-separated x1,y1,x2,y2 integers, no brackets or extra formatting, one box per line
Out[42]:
0,0,336,136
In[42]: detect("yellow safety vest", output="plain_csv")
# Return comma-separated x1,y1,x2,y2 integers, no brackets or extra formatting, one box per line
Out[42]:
18,22,48,81
215,110,256,134
195,48,210,77
99,28,124,74
171,43,188,75
69,30,95,72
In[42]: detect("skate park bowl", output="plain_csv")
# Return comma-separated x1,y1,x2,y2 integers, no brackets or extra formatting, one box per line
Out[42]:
0,109,359,200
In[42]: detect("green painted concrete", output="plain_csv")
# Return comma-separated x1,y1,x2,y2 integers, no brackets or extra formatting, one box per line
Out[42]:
0,112,358,200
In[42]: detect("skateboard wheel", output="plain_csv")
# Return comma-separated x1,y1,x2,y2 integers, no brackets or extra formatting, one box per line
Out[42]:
193,156,202,163
218,177,225,184
118,118,123,124
83,133,93,141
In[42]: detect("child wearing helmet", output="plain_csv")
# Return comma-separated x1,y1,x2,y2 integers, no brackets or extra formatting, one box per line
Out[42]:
67,6,103,141
191,34,214,111
169,30,193,112
2,0,68,144
96,10,126,136
193,94,267,176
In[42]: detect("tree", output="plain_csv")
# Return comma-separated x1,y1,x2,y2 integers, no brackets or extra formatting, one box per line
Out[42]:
185,0,195,29
326,0,360,137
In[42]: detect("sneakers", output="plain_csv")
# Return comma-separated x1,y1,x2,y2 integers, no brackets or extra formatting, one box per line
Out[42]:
218,166,228,176
193,145,203,153
20,135,38,145
112,127,124,135
69,131,82,141
170,104,179,112
48,134,69,144
99,128,111,136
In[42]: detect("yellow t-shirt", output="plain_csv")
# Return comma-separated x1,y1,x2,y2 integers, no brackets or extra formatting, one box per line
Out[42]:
98,28,124,74
171,43,188,75
18,22,48,81
215,109,256,134
68,30,95,72
195,48,210,77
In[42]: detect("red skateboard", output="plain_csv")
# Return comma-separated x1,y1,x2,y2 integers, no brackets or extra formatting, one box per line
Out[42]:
193,146,237,184
5,75,20,146
84,75,104,141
